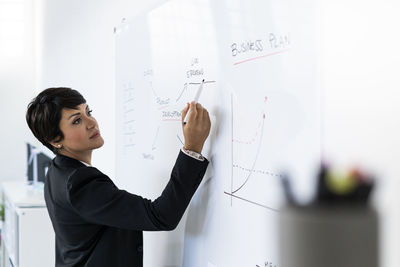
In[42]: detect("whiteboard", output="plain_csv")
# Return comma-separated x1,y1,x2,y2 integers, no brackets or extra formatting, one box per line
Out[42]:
114,0,319,266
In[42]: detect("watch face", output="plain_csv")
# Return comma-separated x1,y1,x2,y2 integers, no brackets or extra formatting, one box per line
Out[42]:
183,148,204,160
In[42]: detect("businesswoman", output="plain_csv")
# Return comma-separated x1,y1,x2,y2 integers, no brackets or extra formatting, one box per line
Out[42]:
26,87,211,267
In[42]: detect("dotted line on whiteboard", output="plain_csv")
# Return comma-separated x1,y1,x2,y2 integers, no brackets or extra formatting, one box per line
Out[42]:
232,164,283,178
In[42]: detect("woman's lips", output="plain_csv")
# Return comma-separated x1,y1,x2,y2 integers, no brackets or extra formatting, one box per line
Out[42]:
90,131,100,139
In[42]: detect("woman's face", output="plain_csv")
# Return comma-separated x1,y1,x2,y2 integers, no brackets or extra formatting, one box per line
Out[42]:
56,103,104,153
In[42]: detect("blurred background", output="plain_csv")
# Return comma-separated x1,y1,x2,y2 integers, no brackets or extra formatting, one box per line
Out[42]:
0,0,399,266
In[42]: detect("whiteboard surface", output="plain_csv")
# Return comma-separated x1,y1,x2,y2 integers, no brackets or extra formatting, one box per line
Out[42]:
115,0,319,266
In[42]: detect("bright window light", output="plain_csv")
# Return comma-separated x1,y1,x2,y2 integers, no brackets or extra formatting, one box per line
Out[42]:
0,0,25,58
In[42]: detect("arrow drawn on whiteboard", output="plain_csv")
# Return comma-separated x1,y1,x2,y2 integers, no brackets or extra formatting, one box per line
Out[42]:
176,83,188,102
149,81,158,98
177,134,184,146
175,81,216,103
231,113,265,194
152,126,160,150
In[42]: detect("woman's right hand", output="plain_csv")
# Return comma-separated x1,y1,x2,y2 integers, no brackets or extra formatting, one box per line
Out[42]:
181,101,211,154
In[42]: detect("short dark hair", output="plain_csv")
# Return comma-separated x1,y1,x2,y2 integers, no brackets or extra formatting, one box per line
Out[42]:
26,87,86,154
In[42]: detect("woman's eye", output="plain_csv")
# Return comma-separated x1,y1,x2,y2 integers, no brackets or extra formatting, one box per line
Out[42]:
72,110,92,124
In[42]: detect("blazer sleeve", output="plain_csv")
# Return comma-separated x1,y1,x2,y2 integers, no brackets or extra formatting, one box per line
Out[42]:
66,150,208,231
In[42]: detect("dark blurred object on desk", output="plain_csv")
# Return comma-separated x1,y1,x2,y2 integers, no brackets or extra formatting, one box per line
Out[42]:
279,163,378,267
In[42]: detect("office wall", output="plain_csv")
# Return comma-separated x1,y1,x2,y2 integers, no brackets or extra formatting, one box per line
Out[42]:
0,0,38,181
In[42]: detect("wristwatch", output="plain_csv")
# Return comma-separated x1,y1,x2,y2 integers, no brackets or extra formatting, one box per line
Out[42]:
181,147,205,161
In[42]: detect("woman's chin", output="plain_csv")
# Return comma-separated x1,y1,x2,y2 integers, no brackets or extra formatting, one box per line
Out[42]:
93,138,105,149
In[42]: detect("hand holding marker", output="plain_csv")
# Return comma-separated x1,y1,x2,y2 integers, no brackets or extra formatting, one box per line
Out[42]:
181,79,214,154
183,79,215,124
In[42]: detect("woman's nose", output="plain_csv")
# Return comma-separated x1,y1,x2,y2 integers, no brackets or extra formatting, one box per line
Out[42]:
86,116,96,129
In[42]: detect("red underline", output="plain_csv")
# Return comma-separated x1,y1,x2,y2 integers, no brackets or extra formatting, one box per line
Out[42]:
233,49,290,66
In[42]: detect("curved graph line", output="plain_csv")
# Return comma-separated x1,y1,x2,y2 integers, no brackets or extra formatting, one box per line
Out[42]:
148,81,158,98
231,113,265,194
232,111,265,145
175,83,188,102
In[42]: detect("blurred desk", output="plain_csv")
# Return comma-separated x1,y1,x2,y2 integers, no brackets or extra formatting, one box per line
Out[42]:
1,180,54,267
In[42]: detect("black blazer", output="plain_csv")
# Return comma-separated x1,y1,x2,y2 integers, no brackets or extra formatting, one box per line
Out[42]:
44,150,208,267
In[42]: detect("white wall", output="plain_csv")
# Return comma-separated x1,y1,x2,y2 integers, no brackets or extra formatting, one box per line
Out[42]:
0,0,38,181
319,1,400,266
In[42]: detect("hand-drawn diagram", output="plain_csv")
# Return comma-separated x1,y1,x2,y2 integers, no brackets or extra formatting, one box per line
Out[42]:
225,93,284,211
120,58,217,159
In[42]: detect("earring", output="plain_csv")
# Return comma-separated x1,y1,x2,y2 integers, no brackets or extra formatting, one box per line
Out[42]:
57,144,62,148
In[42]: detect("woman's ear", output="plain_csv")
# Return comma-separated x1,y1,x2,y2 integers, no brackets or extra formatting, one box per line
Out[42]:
49,137,63,149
